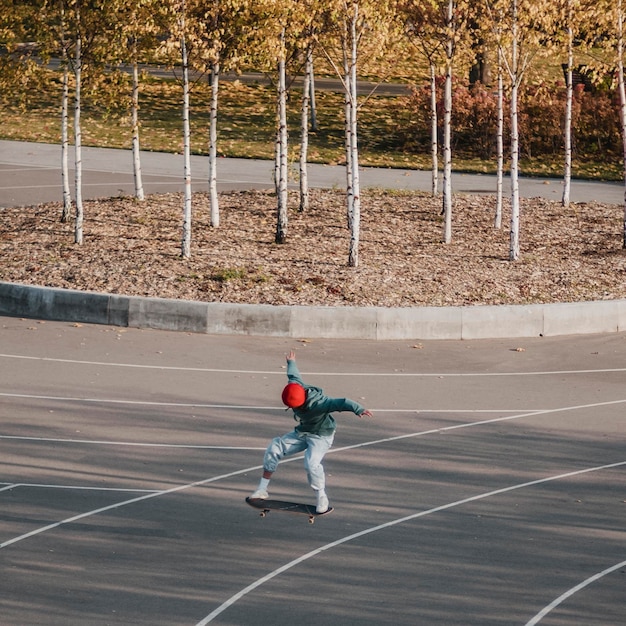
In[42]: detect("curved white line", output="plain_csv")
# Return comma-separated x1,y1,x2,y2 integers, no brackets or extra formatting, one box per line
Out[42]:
0,391,277,410
3,482,159,493
0,391,536,412
525,559,626,625
1,353,625,377
195,461,626,625
327,398,626,455
0,434,264,450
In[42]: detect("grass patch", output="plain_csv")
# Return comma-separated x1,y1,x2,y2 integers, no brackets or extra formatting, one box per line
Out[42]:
0,69,622,181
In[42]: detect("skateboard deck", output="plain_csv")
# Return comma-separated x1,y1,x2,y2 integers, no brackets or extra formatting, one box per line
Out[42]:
246,497,333,524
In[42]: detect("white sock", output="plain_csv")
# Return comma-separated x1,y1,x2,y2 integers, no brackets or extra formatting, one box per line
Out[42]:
258,477,270,491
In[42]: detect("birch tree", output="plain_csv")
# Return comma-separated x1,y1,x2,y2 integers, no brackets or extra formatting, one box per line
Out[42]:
319,0,396,267
60,7,72,221
483,0,506,228
250,0,306,243
158,0,194,257
185,0,254,228
488,0,554,260
551,0,596,208
73,9,84,244
275,26,289,244
299,45,314,212
494,44,504,228
441,0,455,243
20,0,72,220
178,0,193,258
399,0,471,243
399,0,446,197
297,5,325,214
561,0,575,208
615,0,626,248
39,0,123,244
319,0,367,265
161,0,243,254
119,0,169,201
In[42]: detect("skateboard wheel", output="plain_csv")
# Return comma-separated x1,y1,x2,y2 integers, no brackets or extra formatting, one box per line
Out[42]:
308,517,315,524
260,512,266,518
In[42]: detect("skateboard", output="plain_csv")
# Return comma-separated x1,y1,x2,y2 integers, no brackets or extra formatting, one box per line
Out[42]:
246,497,334,524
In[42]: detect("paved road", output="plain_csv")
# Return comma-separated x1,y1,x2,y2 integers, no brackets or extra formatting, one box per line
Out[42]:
45,59,411,96
1,318,625,625
1,139,623,208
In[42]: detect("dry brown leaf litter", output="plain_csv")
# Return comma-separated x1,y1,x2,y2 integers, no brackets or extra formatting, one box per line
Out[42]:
1,188,625,308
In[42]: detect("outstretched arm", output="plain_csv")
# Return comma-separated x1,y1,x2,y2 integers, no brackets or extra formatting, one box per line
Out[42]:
286,351,372,417
285,350,304,385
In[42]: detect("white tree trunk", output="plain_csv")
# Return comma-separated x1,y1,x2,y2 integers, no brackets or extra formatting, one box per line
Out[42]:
495,47,504,229
209,60,220,227
299,46,312,213
429,63,438,196
275,30,288,244
344,52,353,229
180,29,192,259
509,0,521,261
510,80,520,260
347,6,361,268
442,0,454,243
309,56,318,132
61,64,71,222
617,0,626,248
131,60,145,201
74,32,83,245
562,13,573,208
442,61,452,243
59,5,71,223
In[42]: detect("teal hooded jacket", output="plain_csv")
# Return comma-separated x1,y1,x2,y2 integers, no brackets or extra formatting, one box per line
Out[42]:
286,359,366,436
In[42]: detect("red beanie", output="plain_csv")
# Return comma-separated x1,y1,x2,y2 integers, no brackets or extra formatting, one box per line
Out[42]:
282,383,306,408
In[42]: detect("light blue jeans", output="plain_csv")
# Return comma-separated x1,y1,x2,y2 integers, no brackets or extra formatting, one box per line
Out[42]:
264,430,335,491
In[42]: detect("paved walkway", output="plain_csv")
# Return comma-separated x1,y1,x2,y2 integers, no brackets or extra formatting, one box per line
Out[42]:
1,139,624,208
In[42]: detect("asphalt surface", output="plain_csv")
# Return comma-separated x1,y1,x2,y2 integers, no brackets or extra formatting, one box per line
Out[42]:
1,139,624,208
1,318,625,625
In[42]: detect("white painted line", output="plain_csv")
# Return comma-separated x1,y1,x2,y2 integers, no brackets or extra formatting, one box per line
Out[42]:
328,399,626,455
525,559,626,625
0,391,280,410
0,484,18,492
195,460,626,625
0,464,264,549
1,482,159,493
2,353,626,377
0,434,265,450
0,390,537,412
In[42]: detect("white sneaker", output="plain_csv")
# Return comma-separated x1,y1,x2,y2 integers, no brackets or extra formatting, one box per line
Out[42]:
316,491,329,513
249,488,268,500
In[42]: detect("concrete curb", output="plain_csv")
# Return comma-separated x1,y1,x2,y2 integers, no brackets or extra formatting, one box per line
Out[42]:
1,281,625,339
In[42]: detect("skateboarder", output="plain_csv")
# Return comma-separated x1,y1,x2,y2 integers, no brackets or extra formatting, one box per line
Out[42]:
250,350,373,513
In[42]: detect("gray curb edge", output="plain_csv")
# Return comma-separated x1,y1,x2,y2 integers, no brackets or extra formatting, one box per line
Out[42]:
2,281,625,340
